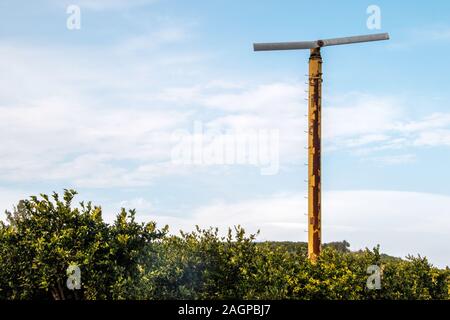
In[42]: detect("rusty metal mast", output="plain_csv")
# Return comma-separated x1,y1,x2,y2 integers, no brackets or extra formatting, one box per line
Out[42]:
254,33,389,262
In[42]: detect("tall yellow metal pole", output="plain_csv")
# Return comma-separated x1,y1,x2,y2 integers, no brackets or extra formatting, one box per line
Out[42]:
308,48,322,262
253,33,389,262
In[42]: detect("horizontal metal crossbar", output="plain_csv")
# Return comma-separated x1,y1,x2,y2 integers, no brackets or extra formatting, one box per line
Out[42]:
253,33,389,51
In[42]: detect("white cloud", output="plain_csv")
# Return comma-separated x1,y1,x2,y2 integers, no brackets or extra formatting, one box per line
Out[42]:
119,197,154,212
340,134,390,148
171,85,450,166
324,93,402,138
387,25,450,49
364,154,416,165
203,83,305,113
397,114,450,147
414,129,450,147
0,31,202,187
396,113,450,133
0,95,189,186
2,27,450,189
158,82,309,165
0,188,30,215
322,96,450,156
115,27,192,54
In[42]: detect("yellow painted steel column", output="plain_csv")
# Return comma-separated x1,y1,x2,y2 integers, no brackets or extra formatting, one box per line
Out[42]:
308,48,322,262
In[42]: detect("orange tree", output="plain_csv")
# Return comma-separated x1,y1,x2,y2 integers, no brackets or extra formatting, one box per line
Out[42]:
143,228,449,300
0,190,166,300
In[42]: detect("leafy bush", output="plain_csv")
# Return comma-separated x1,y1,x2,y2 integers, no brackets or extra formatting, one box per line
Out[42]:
0,190,166,300
0,190,448,300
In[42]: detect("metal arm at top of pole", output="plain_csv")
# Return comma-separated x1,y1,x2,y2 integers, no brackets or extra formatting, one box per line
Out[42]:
253,33,389,51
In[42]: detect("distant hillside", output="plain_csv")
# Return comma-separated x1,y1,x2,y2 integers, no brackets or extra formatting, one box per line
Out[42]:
258,240,403,263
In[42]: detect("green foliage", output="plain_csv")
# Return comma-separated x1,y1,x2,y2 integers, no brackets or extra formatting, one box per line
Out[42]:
0,190,448,300
146,226,261,300
0,190,166,300
143,231,449,300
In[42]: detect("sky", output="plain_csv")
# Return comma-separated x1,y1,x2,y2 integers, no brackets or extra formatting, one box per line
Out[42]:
1,0,450,267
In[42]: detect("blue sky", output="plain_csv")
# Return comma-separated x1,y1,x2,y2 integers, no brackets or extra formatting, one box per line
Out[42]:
1,0,450,267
